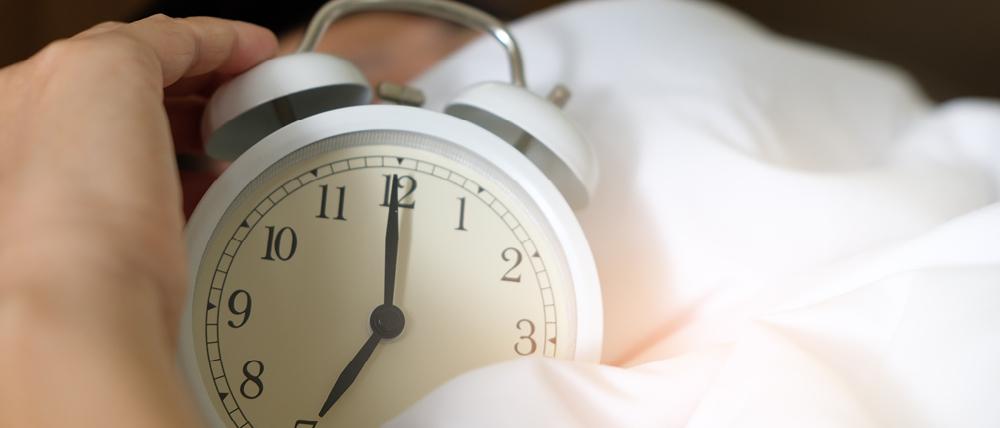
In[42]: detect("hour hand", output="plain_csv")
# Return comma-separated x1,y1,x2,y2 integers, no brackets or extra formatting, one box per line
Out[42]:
317,303,406,417
319,332,381,417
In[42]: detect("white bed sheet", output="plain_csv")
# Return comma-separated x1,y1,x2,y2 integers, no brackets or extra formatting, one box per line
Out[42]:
389,1,1000,426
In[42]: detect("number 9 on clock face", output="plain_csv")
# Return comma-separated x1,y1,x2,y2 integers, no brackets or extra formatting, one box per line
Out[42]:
186,130,585,427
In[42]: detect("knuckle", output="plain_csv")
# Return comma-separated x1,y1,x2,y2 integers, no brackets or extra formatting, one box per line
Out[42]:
183,17,232,59
99,34,163,87
156,20,200,80
35,38,80,62
93,34,157,70
176,31,199,59
31,35,160,89
94,20,121,28
145,13,174,23
87,20,124,33
171,20,200,53
32,38,91,72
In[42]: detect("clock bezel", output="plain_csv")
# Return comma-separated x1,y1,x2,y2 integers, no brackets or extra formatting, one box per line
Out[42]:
179,104,603,425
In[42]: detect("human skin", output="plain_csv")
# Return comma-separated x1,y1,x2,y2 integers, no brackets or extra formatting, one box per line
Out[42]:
0,15,278,427
0,11,479,427
180,13,476,216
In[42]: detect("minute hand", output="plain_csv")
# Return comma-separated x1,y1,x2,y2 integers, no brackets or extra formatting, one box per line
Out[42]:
384,174,400,305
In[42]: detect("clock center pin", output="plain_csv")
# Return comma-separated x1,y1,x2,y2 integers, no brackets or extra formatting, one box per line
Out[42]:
370,304,405,339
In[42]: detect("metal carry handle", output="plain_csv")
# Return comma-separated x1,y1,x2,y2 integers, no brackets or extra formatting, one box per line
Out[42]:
297,0,527,87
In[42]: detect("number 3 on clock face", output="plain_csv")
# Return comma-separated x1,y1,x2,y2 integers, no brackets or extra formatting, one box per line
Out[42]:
185,129,589,427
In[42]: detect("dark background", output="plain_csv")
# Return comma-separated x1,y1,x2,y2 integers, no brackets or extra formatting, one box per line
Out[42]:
1,0,997,101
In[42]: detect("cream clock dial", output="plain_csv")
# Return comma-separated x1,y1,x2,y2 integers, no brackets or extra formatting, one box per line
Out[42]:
190,130,577,427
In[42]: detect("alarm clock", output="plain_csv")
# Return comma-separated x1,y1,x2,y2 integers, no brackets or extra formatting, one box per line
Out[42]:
178,0,602,426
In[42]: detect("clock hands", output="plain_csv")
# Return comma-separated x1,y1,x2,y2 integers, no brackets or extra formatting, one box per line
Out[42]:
318,175,407,418
318,332,380,417
317,304,406,416
384,174,400,306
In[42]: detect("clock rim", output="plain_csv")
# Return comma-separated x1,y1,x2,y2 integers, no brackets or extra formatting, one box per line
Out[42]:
179,105,603,426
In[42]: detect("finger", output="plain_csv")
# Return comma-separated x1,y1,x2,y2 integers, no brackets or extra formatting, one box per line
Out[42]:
164,72,227,97
165,96,206,154
75,21,125,38
84,14,278,88
179,16,278,75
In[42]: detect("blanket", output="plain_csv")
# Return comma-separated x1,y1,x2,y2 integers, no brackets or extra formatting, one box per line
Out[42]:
390,1,1000,426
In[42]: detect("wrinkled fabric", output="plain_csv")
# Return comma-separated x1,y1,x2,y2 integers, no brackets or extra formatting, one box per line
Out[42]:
390,1,1000,426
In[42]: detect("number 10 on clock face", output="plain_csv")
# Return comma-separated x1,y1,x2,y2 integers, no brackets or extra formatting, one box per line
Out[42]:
190,138,576,427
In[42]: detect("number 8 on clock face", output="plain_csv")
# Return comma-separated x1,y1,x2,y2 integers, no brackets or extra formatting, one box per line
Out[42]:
180,108,602,427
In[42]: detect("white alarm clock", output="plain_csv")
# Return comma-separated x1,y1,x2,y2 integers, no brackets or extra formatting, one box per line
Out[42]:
179,0,602,426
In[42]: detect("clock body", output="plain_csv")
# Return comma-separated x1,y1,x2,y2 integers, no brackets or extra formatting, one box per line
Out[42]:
180,105,602,427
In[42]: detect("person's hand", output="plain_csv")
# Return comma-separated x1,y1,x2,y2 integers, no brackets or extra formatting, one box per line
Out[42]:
0,15,277,427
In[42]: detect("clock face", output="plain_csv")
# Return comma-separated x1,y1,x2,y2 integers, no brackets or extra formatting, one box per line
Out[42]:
191,130,576,427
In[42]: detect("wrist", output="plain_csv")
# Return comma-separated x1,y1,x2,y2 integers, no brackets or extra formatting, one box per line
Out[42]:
0,253,196,426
